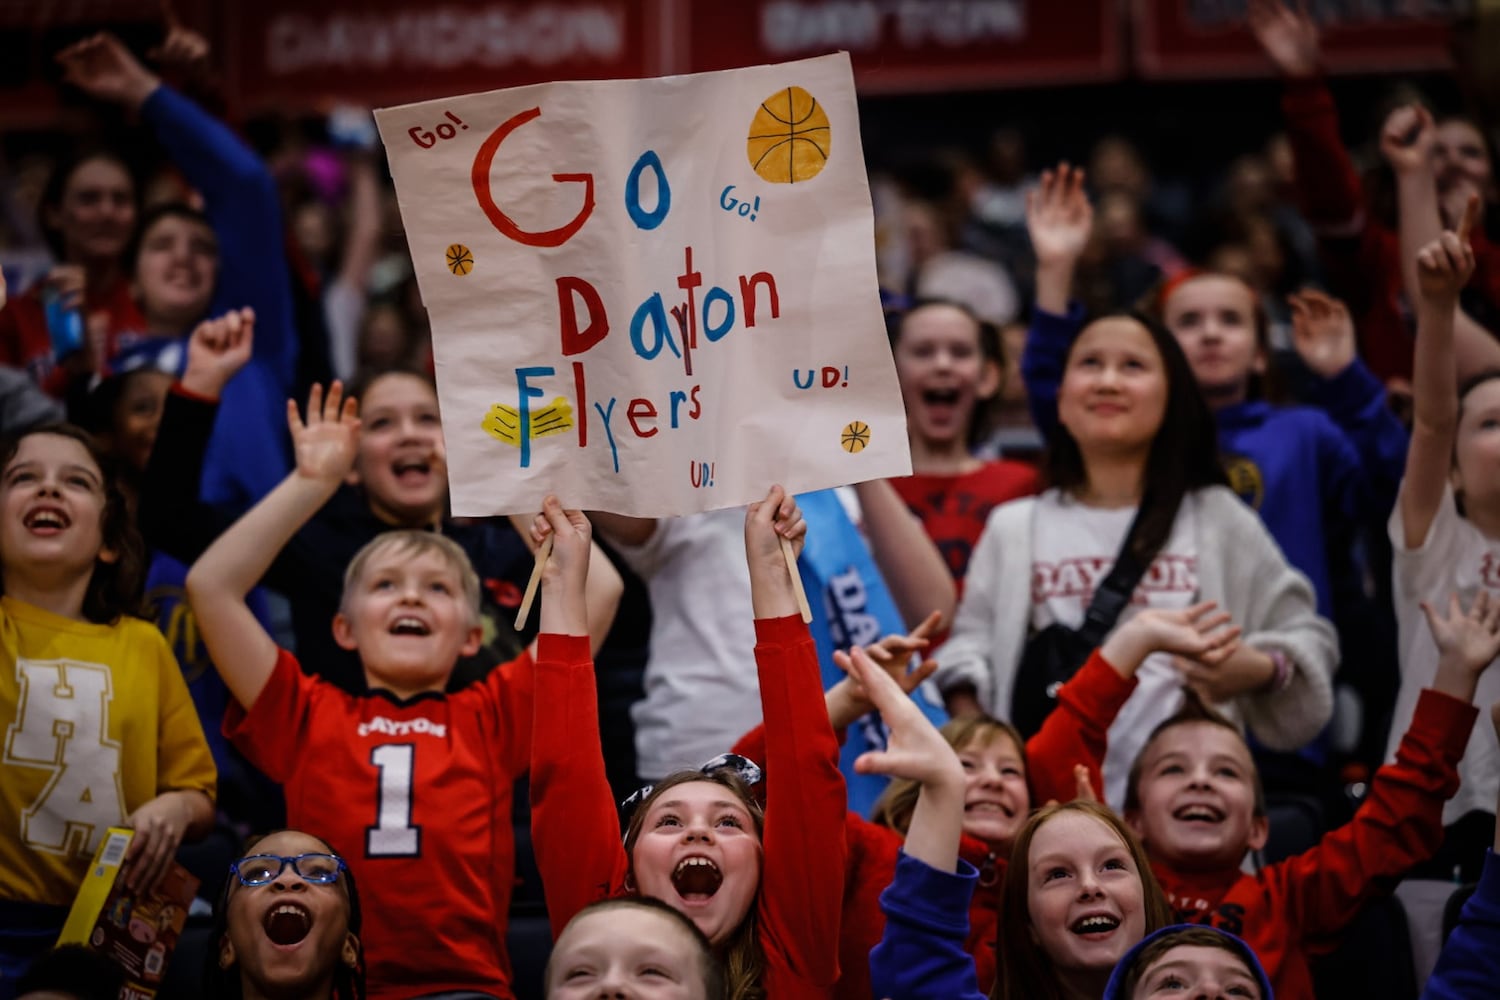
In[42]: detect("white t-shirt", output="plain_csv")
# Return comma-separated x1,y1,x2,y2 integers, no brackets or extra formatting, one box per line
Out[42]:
613,508,760,781
1031,491,1199,806
1389,484,1500,824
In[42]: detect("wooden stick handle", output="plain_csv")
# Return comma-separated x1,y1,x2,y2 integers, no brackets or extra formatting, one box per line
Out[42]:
515,533,554,631
779,534,812,624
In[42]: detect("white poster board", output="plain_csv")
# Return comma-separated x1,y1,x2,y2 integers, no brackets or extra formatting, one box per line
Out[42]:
375,52,909,516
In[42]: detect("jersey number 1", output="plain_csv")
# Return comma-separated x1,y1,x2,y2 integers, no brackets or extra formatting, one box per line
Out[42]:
367,744,420,856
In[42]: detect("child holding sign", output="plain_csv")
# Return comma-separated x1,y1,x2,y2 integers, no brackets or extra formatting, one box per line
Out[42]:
529,488,845,1000
184,383,603,999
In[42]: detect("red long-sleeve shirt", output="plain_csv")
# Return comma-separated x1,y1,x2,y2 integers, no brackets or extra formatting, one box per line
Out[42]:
1151,688,1477,1000
530,619,846,998
734,650,1137,999
1282,75,1500,382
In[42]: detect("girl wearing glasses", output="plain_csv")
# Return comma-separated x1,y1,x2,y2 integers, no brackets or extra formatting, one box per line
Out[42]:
207,830,364,1000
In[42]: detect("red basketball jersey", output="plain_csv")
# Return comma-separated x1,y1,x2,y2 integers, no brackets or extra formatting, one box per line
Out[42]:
225,647,542,999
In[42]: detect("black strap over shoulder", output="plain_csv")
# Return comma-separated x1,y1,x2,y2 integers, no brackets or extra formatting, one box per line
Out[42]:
1076,501,1152,645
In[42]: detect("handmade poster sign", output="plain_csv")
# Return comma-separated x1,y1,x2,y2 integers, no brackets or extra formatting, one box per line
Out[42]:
375,51,909,516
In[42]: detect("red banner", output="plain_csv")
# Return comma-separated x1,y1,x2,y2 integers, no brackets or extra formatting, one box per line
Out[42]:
1133,0,1461,79
683,0,1122,93
225,0,659,114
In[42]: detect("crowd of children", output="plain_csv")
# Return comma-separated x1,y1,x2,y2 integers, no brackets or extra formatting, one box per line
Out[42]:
0,4,1499,1000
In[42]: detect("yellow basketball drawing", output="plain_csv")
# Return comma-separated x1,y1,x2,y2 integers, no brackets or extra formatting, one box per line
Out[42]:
840,421,870,453
446,244,474,276
747,86,831,184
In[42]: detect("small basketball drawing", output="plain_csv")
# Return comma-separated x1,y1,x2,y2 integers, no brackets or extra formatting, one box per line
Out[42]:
446,244,474,276
747,86,831,184
840,421,870,453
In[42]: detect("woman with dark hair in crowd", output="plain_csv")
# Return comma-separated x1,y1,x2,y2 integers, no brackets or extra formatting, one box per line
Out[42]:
935,308,1336,805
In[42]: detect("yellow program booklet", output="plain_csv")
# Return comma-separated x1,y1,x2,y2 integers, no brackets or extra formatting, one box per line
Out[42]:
57,827,200,999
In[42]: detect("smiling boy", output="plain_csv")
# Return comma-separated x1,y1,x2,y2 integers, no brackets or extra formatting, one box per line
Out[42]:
1120,593,1500,998
186,383,595,999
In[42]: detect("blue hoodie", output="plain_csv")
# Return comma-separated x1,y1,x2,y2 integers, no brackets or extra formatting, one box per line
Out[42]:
1103,924,1275,1000
1424,849,1500,1000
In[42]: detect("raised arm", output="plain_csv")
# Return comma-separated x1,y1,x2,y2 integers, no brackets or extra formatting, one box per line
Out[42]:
141,312,308,592
853,478,956,629
860,643,987,1000
1248,0,1365,235
1029,163,1092,318
1401,218,1477,550
56,33,297,389
527,498,628,937
1271,592,1493,935
745,486,847,989
1020,164,1092,438
185,382,359,709
507,512,623,655
1290,289,1408,507
1027,603,1240,803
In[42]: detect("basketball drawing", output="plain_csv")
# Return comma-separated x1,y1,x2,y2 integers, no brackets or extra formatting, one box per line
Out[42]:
446,244,474,275
840,421,870,453
747,86,831,184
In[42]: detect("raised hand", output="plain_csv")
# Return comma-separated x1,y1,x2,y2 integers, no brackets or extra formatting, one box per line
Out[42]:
288,382,359,484
1288,289,1357,379
149,19,210,71
745,484,805,564
1247,0,1320,78
834,610,942,676
1415,200,1478,311
1102,601,1241,679
1027,163,1093,266
1424,591,1500,694
850,645,960,787
182,307,255,400
1380,104,1437,176
827,611,943,728
534,495,592,637
55,33,161,109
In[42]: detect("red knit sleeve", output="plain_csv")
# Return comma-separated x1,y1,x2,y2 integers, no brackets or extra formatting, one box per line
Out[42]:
529,632,628,939
1024,651,1136,804
755,614,848,993
1265,688,1478,941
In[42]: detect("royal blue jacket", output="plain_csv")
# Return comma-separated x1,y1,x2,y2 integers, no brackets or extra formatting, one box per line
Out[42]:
869,851,985,1000
1424,849,1500,999
140,84,296,508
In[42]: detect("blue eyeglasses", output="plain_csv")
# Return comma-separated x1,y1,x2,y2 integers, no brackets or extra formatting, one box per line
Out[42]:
230,853,347,887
